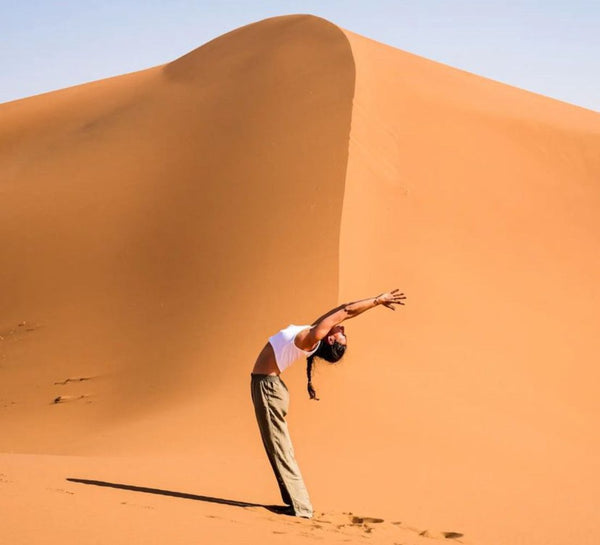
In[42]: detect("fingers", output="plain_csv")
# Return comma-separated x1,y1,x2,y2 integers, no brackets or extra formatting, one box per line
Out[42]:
385,292,406,307
388,289,406,298
381,289,407,308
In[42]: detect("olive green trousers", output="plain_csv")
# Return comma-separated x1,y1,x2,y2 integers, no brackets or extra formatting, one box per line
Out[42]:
250,374,313,518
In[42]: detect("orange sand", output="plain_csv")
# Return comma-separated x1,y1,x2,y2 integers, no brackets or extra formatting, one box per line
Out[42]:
1,14,599,545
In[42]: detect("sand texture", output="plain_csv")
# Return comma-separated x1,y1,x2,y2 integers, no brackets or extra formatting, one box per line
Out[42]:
1,14,599,545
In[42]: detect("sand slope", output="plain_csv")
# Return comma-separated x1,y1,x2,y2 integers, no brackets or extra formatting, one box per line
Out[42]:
332,30,600,545
0,13,354,449
1,14,599,545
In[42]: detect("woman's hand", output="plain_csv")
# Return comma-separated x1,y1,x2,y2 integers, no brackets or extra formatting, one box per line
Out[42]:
307,289,407,344
375,289,406,311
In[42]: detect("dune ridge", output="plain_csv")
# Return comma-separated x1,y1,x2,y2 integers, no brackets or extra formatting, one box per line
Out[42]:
2,14,599,545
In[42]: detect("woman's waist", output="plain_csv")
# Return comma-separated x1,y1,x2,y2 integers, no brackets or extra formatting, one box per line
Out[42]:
251,372,281,380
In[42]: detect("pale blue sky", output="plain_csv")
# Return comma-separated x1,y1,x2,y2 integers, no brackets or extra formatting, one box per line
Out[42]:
1,1,598,111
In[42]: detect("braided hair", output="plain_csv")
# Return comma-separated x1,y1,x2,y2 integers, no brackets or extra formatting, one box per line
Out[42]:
306,340,346,400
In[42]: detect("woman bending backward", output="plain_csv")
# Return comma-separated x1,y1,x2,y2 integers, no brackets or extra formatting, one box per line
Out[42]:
250,289,406,518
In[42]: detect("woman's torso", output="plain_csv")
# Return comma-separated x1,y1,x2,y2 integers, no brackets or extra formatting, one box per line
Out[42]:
252,325,317,375
252,343,280,375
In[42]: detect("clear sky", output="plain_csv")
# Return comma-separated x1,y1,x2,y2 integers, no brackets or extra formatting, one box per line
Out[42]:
1,0,598,111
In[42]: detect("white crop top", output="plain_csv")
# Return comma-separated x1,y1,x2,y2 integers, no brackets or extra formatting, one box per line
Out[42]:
269,324,320,373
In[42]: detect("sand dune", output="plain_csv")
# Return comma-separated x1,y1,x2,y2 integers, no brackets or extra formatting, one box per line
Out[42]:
1,14,599,545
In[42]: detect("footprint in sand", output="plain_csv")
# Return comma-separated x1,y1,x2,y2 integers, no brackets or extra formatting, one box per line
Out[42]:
53,394,92,404
52,377,96,404
351,516,385,525
47,487,75,495
310,512,386,533
419,529,464,540
54,377,94,385
120,501,154,510
342,514,384,535
0,321,41,342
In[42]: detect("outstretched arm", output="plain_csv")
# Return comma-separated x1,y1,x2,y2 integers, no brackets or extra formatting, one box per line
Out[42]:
297,289,406,349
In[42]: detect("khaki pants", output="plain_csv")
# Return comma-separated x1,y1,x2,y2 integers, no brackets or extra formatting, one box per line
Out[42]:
250,374,313,518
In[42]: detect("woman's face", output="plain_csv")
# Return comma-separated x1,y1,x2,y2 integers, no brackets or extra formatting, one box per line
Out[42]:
327,325,347,346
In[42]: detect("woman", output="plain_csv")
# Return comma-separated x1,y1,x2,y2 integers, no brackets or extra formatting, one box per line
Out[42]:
251,289,406,518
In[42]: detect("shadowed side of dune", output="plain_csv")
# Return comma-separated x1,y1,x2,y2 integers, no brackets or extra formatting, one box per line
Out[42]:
0,14,355,449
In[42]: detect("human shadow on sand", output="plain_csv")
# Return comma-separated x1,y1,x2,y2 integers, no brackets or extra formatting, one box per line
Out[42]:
66,478,290,514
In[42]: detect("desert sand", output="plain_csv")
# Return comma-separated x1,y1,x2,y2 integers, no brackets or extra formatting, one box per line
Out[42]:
1,14,599,545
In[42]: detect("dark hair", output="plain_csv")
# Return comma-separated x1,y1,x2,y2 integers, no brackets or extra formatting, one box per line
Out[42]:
306,340,346,400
